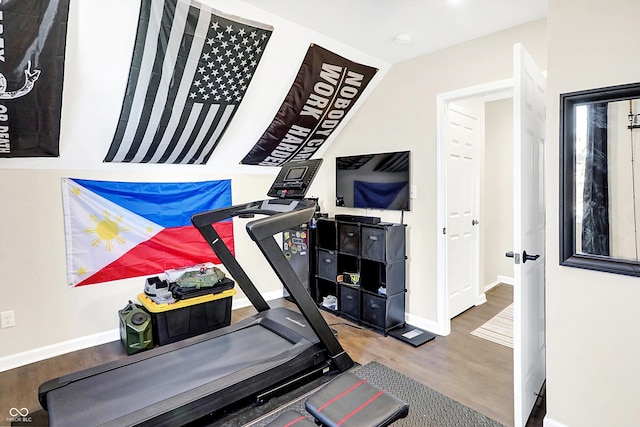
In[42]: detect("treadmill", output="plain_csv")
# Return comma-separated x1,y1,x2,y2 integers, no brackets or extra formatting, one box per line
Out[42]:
38,159,354,427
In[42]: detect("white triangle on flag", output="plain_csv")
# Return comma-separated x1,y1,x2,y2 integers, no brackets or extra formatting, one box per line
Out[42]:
62,178,164,286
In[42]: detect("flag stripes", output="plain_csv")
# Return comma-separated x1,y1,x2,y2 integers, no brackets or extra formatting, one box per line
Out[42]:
105,0,272,164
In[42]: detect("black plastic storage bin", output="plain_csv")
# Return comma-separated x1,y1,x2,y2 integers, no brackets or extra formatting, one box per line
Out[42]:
137,289,235,345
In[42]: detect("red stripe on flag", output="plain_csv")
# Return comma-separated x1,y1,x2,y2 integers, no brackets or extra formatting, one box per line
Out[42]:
76,222,233,286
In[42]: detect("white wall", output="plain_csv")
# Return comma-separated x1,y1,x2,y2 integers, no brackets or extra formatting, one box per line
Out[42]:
0,0,390,362
315,19,547,328
483,98,514,287
546,1,640,426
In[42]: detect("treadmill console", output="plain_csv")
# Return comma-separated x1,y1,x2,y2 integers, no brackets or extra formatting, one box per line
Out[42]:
267,159,323,199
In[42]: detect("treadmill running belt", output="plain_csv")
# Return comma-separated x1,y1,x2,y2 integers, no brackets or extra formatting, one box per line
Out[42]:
46,325,303,427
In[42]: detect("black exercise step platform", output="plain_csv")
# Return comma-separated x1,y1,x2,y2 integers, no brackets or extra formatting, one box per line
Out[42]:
305,372,409,427
264,410,317,427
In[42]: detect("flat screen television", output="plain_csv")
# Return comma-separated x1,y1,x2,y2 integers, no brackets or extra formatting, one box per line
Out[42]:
335,151,410,211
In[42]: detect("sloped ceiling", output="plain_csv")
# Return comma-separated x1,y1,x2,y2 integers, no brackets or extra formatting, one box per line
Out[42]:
241,0,548,64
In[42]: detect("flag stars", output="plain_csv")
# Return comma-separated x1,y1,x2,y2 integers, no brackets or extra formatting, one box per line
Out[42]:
189,20,270,105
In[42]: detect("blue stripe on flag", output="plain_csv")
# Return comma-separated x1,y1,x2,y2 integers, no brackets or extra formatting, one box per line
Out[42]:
71,179,231,227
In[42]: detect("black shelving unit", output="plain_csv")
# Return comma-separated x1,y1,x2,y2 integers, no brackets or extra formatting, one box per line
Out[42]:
314,217,406,335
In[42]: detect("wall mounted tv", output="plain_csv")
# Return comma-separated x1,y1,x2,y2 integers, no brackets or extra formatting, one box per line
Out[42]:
335,150,411,211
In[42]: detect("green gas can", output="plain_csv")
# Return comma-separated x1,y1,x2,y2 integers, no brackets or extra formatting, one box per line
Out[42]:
118,301,153,355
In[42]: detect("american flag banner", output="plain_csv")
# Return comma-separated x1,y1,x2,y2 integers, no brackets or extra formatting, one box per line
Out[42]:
104,0,272,164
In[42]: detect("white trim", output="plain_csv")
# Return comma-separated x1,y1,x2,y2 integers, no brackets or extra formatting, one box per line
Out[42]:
0,290,288,372
0,329,120,373
475,293,487,306
543,416,568,427
497,275,515,286
405,312,443,336
231,290,285,310
436,78,513,337
484,275,515,292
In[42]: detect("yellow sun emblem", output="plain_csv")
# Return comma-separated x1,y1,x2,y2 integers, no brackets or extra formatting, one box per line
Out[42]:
84,210,131,251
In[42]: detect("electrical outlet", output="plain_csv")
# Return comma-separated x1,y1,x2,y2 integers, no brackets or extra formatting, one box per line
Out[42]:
1,310,15,328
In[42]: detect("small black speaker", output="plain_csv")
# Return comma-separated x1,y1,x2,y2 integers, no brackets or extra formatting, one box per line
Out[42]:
334,214,381,224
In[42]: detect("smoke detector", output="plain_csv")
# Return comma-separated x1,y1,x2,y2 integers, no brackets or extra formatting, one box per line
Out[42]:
394,33,412,45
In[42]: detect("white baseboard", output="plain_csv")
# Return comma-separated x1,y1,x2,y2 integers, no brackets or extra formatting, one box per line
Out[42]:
497,275,514,285
543,415,568,427
0,290,289,373
405,312,442,336
484,275,514,292
0,329,120,373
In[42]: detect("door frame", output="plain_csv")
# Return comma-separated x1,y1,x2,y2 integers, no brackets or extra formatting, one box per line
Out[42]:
436,78,513,336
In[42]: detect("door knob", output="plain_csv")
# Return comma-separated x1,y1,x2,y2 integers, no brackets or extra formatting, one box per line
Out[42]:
472,219,479,225
522,250,540,263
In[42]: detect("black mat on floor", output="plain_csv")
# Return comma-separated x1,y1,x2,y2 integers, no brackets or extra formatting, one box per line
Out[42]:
244,361,505,427
186,369,341,427
388,324,437,347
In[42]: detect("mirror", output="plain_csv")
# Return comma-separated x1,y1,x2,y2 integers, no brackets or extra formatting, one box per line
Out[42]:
560,82,640,276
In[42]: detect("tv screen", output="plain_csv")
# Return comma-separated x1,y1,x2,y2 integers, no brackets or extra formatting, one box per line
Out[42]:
336,151,410,211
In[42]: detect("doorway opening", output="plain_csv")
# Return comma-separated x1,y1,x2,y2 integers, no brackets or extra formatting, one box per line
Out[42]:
437,78,514,335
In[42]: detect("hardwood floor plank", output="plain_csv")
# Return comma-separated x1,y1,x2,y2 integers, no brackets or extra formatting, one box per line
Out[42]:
0,284,541,427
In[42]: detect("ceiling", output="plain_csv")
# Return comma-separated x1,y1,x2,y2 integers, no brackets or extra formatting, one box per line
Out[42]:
241,0,548,64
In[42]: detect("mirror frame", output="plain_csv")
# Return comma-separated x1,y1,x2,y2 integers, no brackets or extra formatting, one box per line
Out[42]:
560,81,640,276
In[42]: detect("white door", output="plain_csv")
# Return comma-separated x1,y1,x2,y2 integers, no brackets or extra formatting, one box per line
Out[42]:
446,104,480,318
512,43,546,427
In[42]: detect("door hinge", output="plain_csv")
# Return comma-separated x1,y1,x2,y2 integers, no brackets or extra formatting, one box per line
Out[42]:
443,227,446,235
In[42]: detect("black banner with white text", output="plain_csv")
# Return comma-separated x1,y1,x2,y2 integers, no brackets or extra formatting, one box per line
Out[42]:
0,0,70,158
241,44,377,166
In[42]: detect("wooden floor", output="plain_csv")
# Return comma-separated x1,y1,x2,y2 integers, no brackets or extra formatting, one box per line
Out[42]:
0,284,544,426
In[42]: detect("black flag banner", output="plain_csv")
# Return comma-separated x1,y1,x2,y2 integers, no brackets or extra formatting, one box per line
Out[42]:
104,0,272,164
0,0,70,158
241,44,377,166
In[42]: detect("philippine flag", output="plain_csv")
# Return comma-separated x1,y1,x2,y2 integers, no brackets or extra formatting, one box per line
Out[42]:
62,178,233,287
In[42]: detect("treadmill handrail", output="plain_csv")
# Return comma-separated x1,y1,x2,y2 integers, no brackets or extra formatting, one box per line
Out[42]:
191,199,316,231
191,198,354,372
